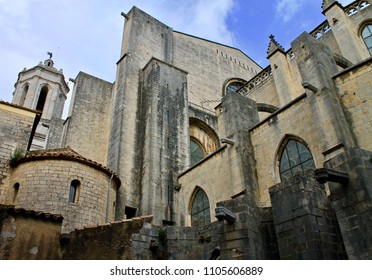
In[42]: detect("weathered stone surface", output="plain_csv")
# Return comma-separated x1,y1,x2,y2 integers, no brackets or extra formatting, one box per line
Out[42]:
325,148,372,260
269,176,347,260
0,205,63,260
0,2,371,260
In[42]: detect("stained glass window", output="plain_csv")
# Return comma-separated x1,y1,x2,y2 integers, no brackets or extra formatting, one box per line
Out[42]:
362,25,372,55
191,189,210,227
190,139,205,166
279,140,315,181
226,81,243,95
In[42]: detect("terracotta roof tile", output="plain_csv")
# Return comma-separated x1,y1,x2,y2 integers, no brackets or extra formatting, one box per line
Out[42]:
83,224,99,229
98,223,111,227
18,147,121,187
0,100,40,114
8,206,63,222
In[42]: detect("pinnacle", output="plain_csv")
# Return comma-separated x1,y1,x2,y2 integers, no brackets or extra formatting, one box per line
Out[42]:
267,34,285,58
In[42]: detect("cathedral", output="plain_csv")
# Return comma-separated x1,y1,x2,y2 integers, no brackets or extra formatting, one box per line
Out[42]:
0,0,371,260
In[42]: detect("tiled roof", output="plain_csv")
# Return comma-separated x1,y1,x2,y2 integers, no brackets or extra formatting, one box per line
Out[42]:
0,100,41,114
18,147,121,187
5,206,64,222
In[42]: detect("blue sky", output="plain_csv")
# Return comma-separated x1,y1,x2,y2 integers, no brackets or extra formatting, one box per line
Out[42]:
0,0,354,106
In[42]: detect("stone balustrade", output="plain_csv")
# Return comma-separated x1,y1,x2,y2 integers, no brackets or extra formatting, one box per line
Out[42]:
237,66,273,96
345,0,370,16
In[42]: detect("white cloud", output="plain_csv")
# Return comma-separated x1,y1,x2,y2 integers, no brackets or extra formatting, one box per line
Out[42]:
275,0,305,22
131,0,235,44
0,0,235,110
185,0,235,43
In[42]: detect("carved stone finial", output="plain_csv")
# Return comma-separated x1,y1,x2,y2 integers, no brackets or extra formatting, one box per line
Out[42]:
267,34,285,58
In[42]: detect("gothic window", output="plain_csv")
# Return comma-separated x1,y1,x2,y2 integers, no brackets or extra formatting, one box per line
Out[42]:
190,138,205,166
226,81,246,95
191,189,210,227
36,86,48,112
362,24,372,55
226,82,242,94
69,180,80,203
279,139,315,181
19,84,29,107
223,78,247,95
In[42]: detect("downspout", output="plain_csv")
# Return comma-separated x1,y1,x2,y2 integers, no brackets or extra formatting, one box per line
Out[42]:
27,113,41,151
105,174,114,223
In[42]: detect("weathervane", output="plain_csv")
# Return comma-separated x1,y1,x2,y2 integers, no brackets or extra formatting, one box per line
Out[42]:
47,52,53,59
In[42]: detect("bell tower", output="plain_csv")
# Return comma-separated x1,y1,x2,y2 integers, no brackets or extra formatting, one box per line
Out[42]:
12,53,69,149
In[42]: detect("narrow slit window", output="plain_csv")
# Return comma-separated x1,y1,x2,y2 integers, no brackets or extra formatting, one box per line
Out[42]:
69,180,80,203
13,183,20,203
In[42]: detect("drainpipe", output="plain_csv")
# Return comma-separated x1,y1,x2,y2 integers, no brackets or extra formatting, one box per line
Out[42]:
105,174,114,223
27,113,41,151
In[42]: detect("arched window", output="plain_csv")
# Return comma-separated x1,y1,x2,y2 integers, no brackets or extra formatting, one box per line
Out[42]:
226,81,243,94
36,86,48,112
69,180,80,203
19,84,29,107
13,183,20,203
189,118,219,165
279,139,315,181
361,24,372,55
190,138,205,166
191,188,210,227
223,78,247,95
225,80,246,95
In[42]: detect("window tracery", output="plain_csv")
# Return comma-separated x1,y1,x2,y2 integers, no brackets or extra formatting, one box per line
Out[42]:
362,24,372,55
279,139,316,181
191,188,210,227
190,138,205,166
